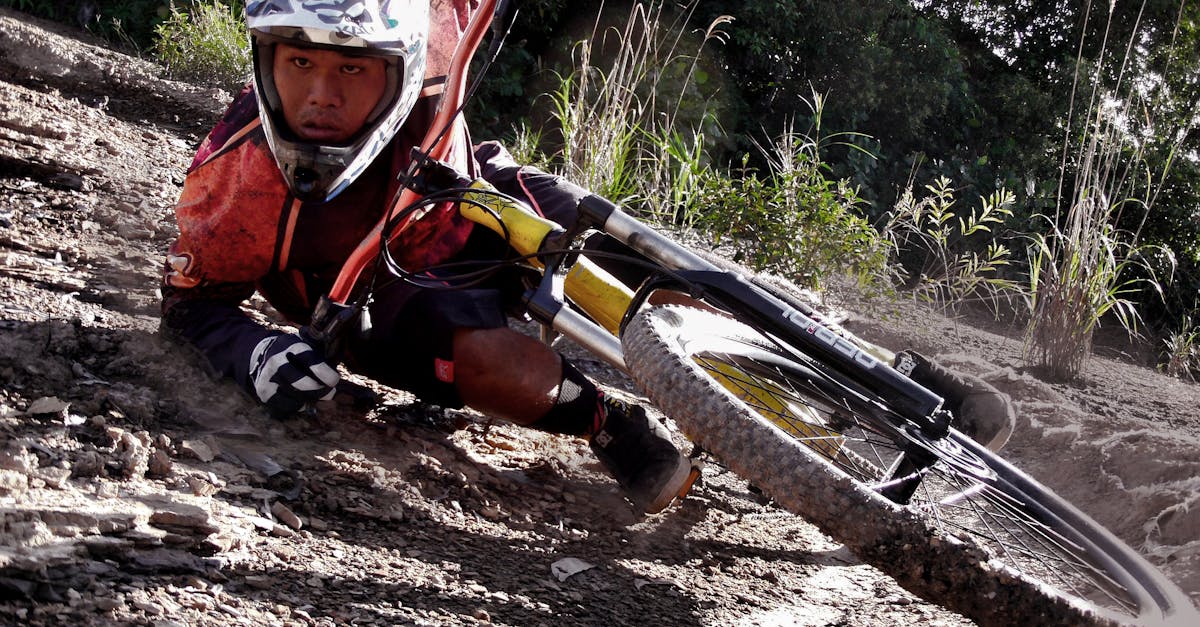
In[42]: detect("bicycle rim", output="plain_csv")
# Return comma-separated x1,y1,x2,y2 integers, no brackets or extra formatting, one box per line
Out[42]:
621,305,1196,626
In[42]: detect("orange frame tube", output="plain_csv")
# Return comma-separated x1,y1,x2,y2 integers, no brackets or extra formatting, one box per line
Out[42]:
327,0,497,305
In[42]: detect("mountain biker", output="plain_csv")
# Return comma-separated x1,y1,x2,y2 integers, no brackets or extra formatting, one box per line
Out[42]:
159,0,1014,518
159,0,695,515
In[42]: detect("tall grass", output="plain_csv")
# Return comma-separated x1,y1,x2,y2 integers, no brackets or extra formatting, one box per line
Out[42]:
1023,0,1182,379
544,1,731,206
537,3,890,288
1161,314,1200,381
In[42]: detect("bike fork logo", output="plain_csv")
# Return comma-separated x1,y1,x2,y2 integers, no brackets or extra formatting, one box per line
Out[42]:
785,310,879,370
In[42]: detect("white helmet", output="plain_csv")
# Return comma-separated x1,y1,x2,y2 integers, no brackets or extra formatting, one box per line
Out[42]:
246,0,429,201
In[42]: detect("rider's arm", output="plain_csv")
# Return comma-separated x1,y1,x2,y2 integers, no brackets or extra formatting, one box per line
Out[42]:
472,140,654,288
473,141,589,229
160,281,276,387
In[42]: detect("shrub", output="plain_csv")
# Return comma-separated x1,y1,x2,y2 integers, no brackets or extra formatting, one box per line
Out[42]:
694,125,888,290
1161,315,1200,382
881,176,1019,315
153,1,249,91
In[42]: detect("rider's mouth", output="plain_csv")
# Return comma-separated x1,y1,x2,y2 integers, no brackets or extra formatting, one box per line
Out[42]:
297,123,348,143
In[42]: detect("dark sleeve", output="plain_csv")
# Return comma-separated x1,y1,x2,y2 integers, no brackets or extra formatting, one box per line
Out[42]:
472,141,655,289
160,281,275,391
473,141,590,229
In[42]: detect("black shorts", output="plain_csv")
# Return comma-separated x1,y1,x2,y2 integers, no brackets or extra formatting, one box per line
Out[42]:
342,227,521,408
341,229,651,407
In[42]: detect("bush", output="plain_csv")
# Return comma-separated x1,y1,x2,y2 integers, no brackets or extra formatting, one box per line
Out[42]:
153,1,249,91
694,132,888,291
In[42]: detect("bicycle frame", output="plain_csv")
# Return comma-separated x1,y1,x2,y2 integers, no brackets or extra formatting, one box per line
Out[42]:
404,160,950,437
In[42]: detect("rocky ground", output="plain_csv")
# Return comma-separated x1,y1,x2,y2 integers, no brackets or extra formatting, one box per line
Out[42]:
1,9,1197,626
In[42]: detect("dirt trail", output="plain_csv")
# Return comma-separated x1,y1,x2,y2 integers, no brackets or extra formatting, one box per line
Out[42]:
1,9,1196,626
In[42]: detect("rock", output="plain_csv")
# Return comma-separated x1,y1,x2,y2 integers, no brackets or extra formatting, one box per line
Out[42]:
244,575,274,590
49,171,87,192
82,536,135,560
71,450,105,478
0,469,29,496
128,549,207,574
27,396,71,417
34,466,71,489
245,516,276,532
179,440,215,463
94,596,123,611
149,501,218,536
0,447,39,473
112,429,152,479
186,473,222,497
147,448,172,479
271,501,303,531
115,222,155,240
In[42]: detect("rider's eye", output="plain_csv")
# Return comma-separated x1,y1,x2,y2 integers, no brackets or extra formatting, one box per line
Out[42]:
342,64,363,75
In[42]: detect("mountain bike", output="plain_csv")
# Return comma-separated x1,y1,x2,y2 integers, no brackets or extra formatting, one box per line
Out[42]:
303,2,1200,625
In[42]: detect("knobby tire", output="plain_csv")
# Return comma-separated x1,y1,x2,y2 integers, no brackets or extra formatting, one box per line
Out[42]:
621,305,1197,627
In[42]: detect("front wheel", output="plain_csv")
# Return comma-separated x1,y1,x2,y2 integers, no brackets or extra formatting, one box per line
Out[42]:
621,305,1197,626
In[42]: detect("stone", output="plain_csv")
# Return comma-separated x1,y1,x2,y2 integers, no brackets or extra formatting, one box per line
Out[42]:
129,549,206,574
271,502,303,531
0,469,28,496
179,440,215,463
71,450,105,478
149,501,217,536
187,475,219,497
147,448,172,479
113,430,152,479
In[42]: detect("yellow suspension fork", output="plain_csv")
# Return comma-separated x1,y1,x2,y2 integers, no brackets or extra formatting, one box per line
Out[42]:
455,178,634,336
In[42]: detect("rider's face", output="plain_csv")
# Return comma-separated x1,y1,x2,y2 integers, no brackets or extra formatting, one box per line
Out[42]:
272,43,388,143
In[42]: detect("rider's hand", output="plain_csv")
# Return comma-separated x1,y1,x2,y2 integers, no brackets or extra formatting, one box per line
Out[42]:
247,332,340,418
893,350,1015,452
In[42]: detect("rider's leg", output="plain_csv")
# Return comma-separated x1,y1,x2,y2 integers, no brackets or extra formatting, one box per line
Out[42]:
344,285,695,514
452,327,696,514
450,327,558,424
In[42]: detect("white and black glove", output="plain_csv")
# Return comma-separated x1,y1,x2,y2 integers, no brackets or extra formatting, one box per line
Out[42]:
248,333,340,418
893,350,1015,452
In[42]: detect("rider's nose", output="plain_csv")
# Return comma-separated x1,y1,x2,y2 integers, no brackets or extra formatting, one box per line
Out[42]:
307,73,343,108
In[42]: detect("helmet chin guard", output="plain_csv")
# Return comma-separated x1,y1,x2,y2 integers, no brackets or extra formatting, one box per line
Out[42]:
246,0,430,201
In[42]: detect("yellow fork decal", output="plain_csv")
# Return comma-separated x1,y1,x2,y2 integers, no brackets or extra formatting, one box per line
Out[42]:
700,358,845,459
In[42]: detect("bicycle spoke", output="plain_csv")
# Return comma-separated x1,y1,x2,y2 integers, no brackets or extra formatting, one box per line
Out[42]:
915,465,1137,611
623,305,1194,624
695,344,1144,613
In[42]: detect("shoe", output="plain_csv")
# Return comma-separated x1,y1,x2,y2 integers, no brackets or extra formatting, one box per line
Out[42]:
589,395,699,514
893,350,1016,452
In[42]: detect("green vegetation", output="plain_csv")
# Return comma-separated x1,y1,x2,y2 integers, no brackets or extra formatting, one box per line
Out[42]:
1161,315,1200,381
1020,0,1184,379
525,3,885,290
881,178,1017,316
154,1,249,91
0,0,173,50
8,0,1198,380
692,116,888,289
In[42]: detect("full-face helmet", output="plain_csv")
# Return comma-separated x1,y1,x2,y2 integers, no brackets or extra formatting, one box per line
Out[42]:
246,0,429,201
